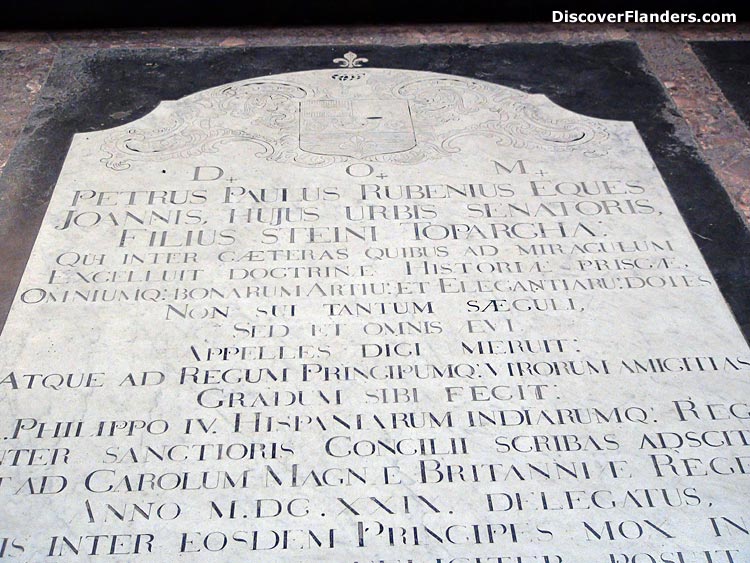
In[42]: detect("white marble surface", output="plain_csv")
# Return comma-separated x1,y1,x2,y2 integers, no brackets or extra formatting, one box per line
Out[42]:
1,56,749,562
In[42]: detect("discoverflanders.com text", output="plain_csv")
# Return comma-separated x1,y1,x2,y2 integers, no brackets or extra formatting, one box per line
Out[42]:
552,10,736,24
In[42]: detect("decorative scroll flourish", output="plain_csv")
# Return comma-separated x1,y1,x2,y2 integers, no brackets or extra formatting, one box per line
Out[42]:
100,70,610,170
100,81,337,170
395,78,609,158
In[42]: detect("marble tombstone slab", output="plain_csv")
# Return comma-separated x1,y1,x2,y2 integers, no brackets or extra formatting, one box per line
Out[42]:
0,47,749,562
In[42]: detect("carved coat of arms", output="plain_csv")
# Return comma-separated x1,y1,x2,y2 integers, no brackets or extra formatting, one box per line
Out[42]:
299,99,416,159
100,62,611,170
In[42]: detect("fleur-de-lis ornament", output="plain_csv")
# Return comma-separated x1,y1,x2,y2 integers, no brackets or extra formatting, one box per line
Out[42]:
333,52,368,68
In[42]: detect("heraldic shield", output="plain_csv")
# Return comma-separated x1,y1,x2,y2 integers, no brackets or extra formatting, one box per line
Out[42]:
299,99,416,159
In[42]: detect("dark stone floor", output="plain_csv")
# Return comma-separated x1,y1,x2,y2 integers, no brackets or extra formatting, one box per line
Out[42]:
693,40,750,127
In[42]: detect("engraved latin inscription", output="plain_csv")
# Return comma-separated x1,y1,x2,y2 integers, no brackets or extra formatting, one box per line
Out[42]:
0,60,748,562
